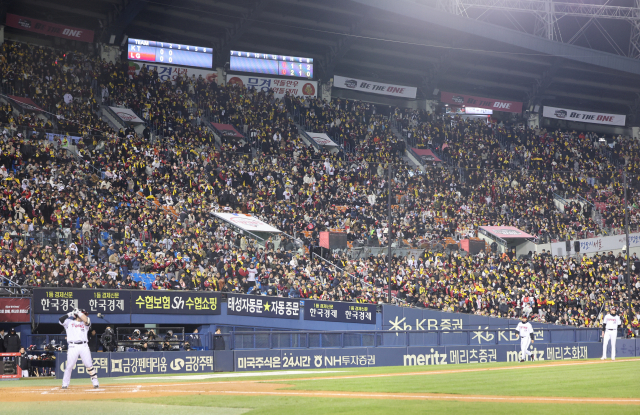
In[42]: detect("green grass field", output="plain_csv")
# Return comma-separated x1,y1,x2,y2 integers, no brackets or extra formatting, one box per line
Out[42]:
3,358,640,415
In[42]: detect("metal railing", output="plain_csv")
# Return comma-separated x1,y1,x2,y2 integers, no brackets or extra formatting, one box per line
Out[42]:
0,276,32,296
24,332,213,352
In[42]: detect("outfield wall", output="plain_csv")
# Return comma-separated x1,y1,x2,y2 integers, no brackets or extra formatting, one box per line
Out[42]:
55,339,640,378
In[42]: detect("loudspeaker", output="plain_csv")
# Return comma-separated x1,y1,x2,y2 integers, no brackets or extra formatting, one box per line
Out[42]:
566,240,571,251
1,360,16,375
319,232,347,249
574,241,580,252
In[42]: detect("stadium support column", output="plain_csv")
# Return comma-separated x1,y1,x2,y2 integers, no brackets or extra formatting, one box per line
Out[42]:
630,0,640,58
388,163,392,304
624,171,632,316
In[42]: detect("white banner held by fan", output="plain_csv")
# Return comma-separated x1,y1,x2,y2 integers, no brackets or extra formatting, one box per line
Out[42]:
109,107,144,123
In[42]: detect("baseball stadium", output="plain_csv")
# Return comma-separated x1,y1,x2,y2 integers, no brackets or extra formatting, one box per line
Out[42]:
0,0,640,413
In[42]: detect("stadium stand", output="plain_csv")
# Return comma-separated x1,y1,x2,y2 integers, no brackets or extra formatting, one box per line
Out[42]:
0,39,638,336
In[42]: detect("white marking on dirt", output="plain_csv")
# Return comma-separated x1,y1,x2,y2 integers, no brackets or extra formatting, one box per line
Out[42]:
112,370,346,381
33,386,149,394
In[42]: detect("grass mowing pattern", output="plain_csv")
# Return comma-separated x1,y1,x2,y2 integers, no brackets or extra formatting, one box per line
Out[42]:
117,395,640,415
4,358,639,415
283,359,640,398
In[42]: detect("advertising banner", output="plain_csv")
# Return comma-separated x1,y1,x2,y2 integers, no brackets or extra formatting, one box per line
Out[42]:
333,75,417,99
550,232,640,256
411,148,442,162
130,291,221,315
306,132,338,147
52,340,635,376
55,352,110,379
7,95,44,112
33,288,130,314
0,298,30,322
109,351,213,376
6,13,94,43
234,342,607,371
129,61,217,84
109,107,145,123
211,123,243,139
440,91,523,113
480,226,535,239
227,293,300,319
446,106,493,115
464,107,493,115
226,74,317,99
55,351,214,378
304,300,376,324
542,106,626,126
212,212,282,233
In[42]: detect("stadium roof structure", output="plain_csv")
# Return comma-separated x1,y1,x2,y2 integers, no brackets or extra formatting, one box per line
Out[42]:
4,0,640,122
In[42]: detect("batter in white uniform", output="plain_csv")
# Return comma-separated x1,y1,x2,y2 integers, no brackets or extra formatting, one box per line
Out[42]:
601,308,621,361
515,315,535,362
59,308,99,389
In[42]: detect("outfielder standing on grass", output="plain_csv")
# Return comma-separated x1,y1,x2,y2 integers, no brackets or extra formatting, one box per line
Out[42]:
601,307,621,361
516,315,534,362
59,309,99,389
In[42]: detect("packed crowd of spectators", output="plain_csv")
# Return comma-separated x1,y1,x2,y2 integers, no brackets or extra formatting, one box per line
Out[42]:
0,40,638,334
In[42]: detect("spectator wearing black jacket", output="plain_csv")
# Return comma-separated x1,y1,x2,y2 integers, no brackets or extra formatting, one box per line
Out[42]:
88,329,99,352
4,328,21,353
213,328,226,350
